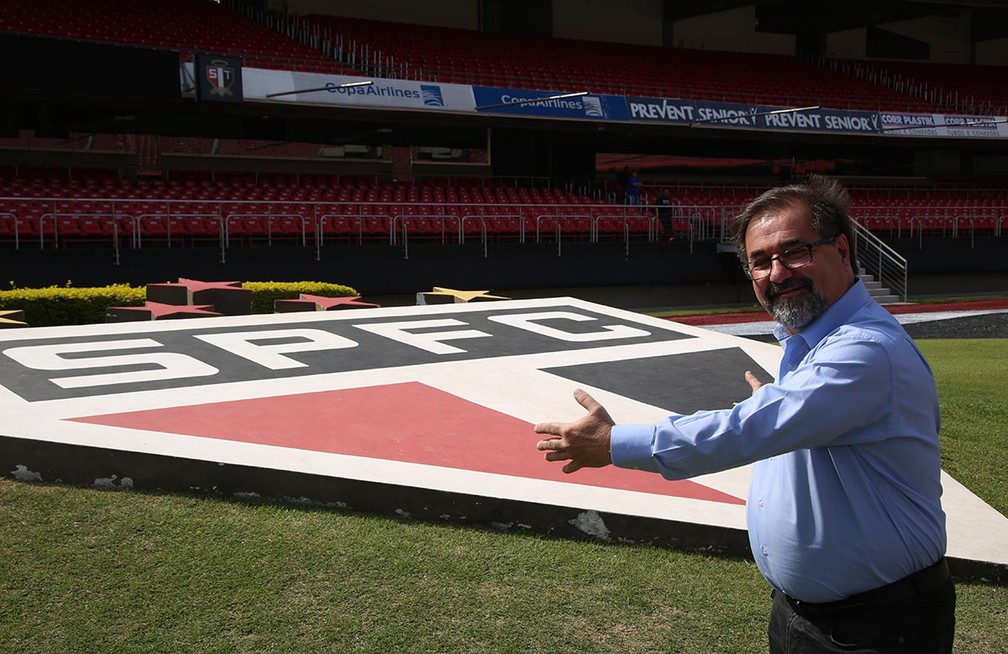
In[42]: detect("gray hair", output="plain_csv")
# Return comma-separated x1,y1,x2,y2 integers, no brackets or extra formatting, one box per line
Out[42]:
729,175,858,275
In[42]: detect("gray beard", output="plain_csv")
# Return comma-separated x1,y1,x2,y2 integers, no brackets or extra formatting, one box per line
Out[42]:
765,279,830,331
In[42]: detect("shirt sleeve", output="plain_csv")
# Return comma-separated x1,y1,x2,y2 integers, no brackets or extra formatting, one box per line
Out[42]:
610,328,894,480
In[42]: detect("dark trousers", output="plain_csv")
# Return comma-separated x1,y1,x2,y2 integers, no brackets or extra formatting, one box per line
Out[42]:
768,559,955,653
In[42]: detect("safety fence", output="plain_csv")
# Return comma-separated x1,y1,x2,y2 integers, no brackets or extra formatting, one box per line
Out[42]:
0,199,722,262
1,200,1002,265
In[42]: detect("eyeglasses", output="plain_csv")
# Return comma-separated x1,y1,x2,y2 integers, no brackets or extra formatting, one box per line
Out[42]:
743,235,838,281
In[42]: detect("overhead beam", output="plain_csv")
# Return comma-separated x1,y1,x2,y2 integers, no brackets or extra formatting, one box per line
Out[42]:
755,0,953,35
970,6,1008,42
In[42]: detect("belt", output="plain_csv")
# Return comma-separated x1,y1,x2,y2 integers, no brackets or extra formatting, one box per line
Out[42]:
785,557,951,618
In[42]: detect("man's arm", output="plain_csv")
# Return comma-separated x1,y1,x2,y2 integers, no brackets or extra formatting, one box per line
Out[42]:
534,388,614,474
535,372,764,474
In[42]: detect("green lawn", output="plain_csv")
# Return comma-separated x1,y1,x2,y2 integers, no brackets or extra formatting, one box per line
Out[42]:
920,339,1008,517
1,338,1006,653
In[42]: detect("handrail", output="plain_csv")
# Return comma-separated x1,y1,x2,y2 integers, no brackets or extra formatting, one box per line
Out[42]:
39,213,122,263
852,219,908,302
461,214,524,245
393,214,459,259
5,196,1008,214
265,214,307,247
592,213,658,240
136,212,223,250
224,214,266,248
6,198,1001,262
533,214,592,243
226,213,308,247
592,214,659,255
136,213,169,248
318,214,365,248
459,216,488,258
906,214,1005,248
392,214,459,246
0,213,19,250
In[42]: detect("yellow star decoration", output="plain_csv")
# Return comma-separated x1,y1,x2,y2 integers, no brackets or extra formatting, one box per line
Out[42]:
0,309,28,328
428,287,511,303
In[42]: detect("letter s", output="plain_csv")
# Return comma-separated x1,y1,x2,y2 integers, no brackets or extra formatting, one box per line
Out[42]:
3,339,218,389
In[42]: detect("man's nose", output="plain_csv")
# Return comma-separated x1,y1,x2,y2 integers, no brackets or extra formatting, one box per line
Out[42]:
767,257,794,283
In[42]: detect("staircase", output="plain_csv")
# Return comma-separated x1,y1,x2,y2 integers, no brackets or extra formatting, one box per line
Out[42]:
852,220,907,304
859,268,900,305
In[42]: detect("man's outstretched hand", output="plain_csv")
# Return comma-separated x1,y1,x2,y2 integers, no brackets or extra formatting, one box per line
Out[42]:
745,370,765,395
534,389,615,474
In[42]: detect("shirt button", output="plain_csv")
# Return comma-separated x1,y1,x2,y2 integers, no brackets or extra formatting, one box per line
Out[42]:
761,546,768,556
759,499,765,508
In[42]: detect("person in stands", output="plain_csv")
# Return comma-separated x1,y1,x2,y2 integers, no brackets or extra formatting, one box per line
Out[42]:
625,169,642,205
656,187,673,238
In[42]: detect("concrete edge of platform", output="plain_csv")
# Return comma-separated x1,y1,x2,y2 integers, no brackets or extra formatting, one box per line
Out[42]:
2,434,750,557
5,433,1006,585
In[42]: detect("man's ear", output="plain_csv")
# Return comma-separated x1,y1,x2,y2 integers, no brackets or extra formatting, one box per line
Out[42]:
836,233,855,275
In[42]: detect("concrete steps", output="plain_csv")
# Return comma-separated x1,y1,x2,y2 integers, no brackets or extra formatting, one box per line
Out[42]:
860,269,898,305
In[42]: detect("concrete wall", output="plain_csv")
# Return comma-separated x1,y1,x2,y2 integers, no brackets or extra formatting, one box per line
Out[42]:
552,0,663,45
281,0,1007,65
826,14,1008,66
976,37,1008,66
669,6,795,55
5,238,1005,298
285,0,480,29
826,28,868,59
884,15,972,64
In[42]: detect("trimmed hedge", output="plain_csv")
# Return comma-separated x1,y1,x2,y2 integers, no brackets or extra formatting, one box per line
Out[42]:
0,282,359,327
0,284,146,326
243,281,358,314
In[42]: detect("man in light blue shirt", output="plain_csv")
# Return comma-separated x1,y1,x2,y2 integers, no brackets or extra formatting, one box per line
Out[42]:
535,176,955,653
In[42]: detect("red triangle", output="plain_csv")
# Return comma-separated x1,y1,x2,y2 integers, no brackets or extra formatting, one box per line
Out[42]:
71,381,744,505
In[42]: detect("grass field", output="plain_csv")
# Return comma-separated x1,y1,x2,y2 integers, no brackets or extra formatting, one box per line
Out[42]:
1,338,1006,653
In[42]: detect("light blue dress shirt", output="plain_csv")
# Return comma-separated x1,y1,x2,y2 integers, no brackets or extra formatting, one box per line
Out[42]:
610,281,947,602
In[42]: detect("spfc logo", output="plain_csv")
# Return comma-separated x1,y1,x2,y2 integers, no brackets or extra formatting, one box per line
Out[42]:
205,59,235,98
195,54,243,103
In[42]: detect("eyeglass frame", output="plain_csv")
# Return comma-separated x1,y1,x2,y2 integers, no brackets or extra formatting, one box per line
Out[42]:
742,234,839,281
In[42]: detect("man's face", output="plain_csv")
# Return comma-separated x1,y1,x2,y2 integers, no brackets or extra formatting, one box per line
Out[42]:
744,203,854,332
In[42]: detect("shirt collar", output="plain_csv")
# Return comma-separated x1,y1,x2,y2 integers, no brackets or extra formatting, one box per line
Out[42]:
772,279,869,347
789,279,870,348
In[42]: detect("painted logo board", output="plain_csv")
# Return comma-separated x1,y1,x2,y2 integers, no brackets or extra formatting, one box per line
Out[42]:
1,298,1005,570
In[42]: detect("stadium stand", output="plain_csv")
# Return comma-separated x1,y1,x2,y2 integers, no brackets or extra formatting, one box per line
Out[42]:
0,167,662,250
2,165,1004,253
0,2,1005,295
830,58,1008,116
0,0,341,72
297,15,937,112
0,1,969,113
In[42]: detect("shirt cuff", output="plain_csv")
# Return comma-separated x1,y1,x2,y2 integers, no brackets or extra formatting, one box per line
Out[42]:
610,423,660,473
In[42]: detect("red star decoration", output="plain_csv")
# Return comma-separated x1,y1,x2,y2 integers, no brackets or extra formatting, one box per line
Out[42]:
298,294,380,310
107,301,222,320
143,301,221,318
176,278,243,293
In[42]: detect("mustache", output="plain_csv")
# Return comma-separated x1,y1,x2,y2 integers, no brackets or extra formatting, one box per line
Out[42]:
765,277,814,302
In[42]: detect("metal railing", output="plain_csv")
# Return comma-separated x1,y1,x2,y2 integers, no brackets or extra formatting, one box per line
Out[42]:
224,214,308,247
853,219,908,302
39,213,122,264
534,214,591,243
11,197,1000,271
0,213,18,249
